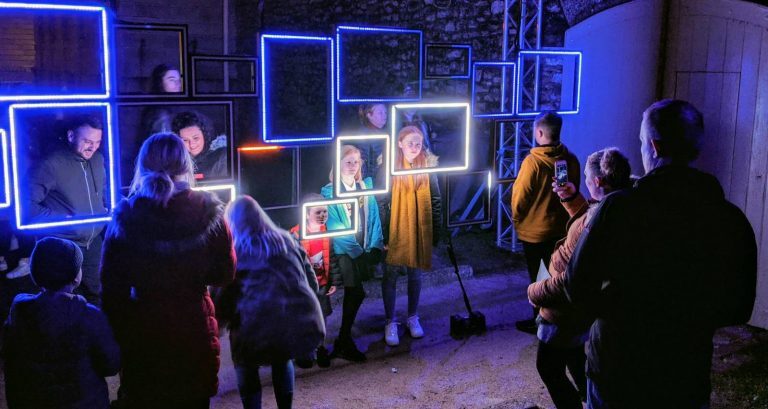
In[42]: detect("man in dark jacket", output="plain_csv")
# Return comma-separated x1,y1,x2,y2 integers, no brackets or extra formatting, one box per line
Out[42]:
26,115,109,306
564,100,757,409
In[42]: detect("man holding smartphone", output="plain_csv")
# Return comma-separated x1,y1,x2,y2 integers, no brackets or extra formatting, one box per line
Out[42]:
511,111,581,333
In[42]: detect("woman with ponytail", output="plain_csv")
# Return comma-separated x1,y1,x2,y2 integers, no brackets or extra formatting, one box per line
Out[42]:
101,133,236,409
527,147,632,409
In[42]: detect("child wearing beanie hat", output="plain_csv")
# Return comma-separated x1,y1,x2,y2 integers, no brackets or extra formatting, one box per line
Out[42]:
2,237,121,409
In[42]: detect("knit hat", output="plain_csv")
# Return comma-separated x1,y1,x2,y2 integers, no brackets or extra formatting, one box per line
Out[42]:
30,237,83,290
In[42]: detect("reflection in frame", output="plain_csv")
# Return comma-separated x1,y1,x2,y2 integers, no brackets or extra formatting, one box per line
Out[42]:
471,62,517,118
115,23,188,98
335,135,390,198
516,50,582,115
446,171,493,228
0,129,11,208
192,55,257,97
0,3,110,101
301,198,359,240
424,44,472,79
9,102,117,230
390,102,470,176
238,146,299,210
117,101,234,187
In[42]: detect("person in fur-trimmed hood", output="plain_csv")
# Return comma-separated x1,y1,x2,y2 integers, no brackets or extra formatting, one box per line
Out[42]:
100,133,235,409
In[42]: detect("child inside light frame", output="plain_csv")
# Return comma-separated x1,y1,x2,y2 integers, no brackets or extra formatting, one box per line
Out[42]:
301,198,359,240
334,134,390,198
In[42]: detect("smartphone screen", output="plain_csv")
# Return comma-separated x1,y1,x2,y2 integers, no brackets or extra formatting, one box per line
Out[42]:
555,160,569,186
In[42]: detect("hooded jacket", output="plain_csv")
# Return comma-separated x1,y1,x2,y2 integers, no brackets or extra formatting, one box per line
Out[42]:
100,187,235,404
2,292,120,409
511,143,580,243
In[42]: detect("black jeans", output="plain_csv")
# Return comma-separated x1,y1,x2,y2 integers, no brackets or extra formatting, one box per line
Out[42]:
521,239,559,284
76,233,103,306
536,340,587,409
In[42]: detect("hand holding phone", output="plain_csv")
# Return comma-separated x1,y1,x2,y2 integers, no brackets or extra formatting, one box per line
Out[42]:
555,160,569,187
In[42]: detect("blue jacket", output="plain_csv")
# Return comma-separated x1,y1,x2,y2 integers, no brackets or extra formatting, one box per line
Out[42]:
2,292,121,409
320,178,384,258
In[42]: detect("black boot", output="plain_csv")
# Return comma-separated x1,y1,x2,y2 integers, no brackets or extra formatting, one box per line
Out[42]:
316,346,331,368
330,336,366,362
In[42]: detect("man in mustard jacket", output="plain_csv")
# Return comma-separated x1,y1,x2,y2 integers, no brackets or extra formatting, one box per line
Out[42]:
511,111,580,333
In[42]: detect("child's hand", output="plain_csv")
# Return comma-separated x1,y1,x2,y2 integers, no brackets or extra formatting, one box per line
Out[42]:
327,286,337,296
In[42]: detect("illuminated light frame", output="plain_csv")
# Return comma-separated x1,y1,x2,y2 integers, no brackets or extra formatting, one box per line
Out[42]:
0,130,11,208
390,102,471,176
237,145,299,210
193,183,236,203
260,34,335,144
471,61,517,118
334,134,390,198
300,197,360,240
445,170,493,228
336,25,423,103
516,50,583,116
9,102,118,230
238,146,283,153
191,55,258,98
424,43,472,79
0,2,111,101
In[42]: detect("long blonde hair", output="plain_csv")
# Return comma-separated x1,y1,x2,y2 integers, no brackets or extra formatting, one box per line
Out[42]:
225,195,288,261
129,132,195,206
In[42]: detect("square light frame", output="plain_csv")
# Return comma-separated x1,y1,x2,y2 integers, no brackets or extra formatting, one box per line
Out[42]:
0,129,11,208
390,102,471,176
300,197,360,240
237,145,299,210
260,33,335,144
191,55,258,98
9,102,118,230
424,43,472,79
335,25,423,103
334,134,390,198
0,2,111,102
445,170,493,228
516,50,583,116
471,61,517,118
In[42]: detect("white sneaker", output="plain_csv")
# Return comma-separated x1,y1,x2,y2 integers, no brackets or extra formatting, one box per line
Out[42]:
407,315,424,338
6,258,30,279
384,321,400,346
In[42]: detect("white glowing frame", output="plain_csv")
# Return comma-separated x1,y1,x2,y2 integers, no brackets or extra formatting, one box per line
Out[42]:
335,134,390,198
260,34,335,144
9,102,118,230
0,2,111,101
390,102,471,176
300,198,360,240
0,130,11,208
516,50,583,116
192,184,236,203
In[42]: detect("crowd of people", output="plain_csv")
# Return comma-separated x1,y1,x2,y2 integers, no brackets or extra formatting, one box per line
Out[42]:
0,99,758,409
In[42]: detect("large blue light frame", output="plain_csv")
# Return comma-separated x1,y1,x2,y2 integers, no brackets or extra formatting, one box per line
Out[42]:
260,34,335,144
471,61,518,118
516,50,583,116
336,25,423,103
424,43,472,79
9,102,118,230
0,130,10,209
0,2,111,102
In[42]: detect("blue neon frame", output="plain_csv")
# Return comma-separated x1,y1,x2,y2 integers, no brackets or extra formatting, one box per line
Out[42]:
9,102,118,230
424,43,472,79
516,50,583,116
260,34,335,144
336,25,423,103
0,130,11,209
0,2,111,102
471,62,518,118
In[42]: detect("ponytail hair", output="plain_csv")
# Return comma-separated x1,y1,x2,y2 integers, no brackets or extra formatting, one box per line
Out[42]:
586,147,632,192
129,132,195,206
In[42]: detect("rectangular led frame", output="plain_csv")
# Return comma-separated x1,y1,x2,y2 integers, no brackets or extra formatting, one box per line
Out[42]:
424,43,472,79
335,134,390,198
300,197,359,240
336,25,423,103
445,170,493,228
260,34,335,144
193,183,236,203
471,61,517,118
0,129,11,208
0,2,111,101
191,55,257,97
116,100,235,186
237,145,299,210
115,23,189,98
390,102,471,176
516,50,582,116
9,102,118,230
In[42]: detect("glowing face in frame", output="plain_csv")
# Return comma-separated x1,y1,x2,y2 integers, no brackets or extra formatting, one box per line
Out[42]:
334,134,390,198
301,198,359,240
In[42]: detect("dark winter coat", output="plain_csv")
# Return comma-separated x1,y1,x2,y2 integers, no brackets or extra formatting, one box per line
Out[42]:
215,231,325,366
100,187,235,405
564,165,757,408
26,148,108,247
2,292,120,409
